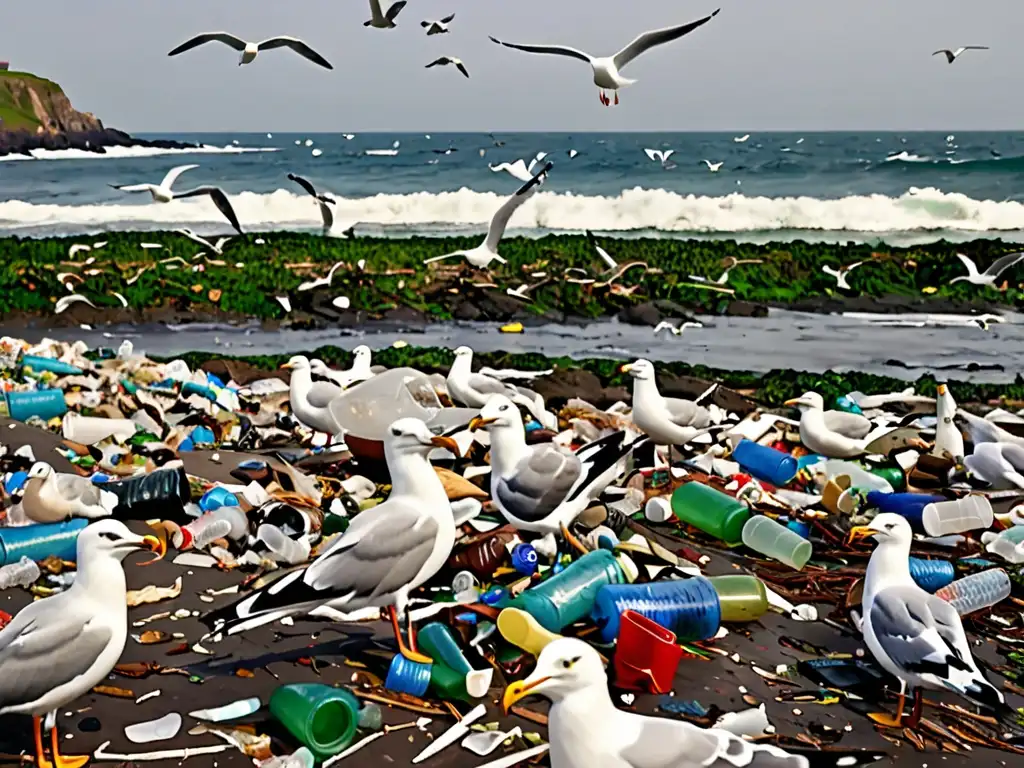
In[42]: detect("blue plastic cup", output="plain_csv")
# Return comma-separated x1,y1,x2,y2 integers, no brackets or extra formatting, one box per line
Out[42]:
2,389,67,422
732,439,798,486
866,491,945,533
19,355,83,376
384,654,431,697
199,487,240,512
0,519,88,565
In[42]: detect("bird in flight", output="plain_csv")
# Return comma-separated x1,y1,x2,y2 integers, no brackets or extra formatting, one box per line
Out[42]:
950,252,1024,287
932,46,988,63
421,13,455,35
366,0,407,28
167,33,333,69
426,56,469,78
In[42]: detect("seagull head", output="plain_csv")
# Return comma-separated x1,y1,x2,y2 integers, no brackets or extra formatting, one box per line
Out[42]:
468,395,519,432
453,345,473,359
27,462,54,481
783,391,824,412
280,355,311,371
352,345,372,364
309,358,330,374
847,512,912,548
80,518,166,563
502,638,606,712
385,417,461,457
620,359,654,380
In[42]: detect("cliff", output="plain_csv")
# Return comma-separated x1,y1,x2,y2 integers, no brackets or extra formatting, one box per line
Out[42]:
0,71,193,156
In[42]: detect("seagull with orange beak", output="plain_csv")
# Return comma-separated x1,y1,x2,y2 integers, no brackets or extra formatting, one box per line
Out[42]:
0,519,164,768
202,418,460,663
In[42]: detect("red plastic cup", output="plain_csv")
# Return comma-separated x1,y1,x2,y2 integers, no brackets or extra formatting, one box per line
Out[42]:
613,610,683,695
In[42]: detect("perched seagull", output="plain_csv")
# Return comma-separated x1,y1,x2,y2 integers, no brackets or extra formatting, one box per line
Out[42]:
288,173,354,236
586,230,619,270
621,360,714,453
643,148,674,165
426,56,469,78
20,462,119,522
366,0,407,28
850,514,1006,728
312,346,376,389
785,391,896,459
280,355,343,437
424,162,552,269
470,394,646,535
0,520,163,768
175,228,232,254
501,638,886,768
932,46,988,63
421,13,455,35
933,382,965,463
167,32,333,69
702,159,723,171
489,152,549,182
822,261,864,290
297,261,347,291
653,320,703,337
949,252,1024,287
489,10,720,106
110,164,199,203
202,418,459,664
446,346,554,428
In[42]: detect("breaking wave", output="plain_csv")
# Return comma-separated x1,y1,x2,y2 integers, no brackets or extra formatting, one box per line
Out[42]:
0,144,278,162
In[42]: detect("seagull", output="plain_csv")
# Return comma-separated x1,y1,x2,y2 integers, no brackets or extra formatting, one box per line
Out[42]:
280,355,343,437
172,186,243,235
653,320,703,337
733,134,750,142
421,13,455,35
932,46,988,63
110,164,198,203
949,252,1024,287
366,0,407,28
312,346,376,389
489,10,720,106
620,360,714,453
489,152,549,182
963,442,1024,489
469,394,647,535
0,520,163,768
426,56,469,78
20,462,119,522
501,638,886,768
167,33,333,69
446,346,554,428
822,261,864,290
424,161,552,269
287,173,354,236
297,261,347,292
688,257,738,285
784,391,896,459
175,228,232,254
849,514,1007,728
702,159,723,171
643,148,675,167
488,133,506,147
201,418,459,664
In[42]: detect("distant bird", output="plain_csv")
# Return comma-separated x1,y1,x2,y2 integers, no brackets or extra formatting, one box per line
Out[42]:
688,257,738,286
424,162,552,269
822,261,864,290
585,230,618,270
110,164,198,203
643,148,674,165
167,33,333,69
950,252,1024,287
489,10,720,106
488,133,506,147
426,56,469,78
366,0,407,28
421,13,455,35
733,134,750,142
702,159,723,172
288,173,353,236
489,151,548,182
932,46,988,63
175,228,232,254
653,320,702,337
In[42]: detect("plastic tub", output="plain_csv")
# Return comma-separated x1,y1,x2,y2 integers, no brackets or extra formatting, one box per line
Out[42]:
731,440,798,486
268,683,360,758
670,482,750,544
740,515,812,570
591,577,721,644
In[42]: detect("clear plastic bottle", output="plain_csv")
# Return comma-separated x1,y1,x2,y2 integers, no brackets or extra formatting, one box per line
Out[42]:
257,524,311,565
175,515,233,550
822,460,894,493
935,568,1011,615
981,527,1024,564
0,556,40,590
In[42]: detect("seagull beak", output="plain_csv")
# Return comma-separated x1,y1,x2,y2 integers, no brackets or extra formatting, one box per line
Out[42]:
502,675,552,715
937,384,947,396
783,397,803,407
620,364,633,373
280,362,294,370
468,416,496,431
138,534,167,564
430,435,461,457
847,526,878,545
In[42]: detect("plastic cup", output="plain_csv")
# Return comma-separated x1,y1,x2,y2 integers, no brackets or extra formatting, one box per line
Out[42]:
670,482,750,544
866,491,946,532
613,610,682,695
707,575,769,622
920,496,993,537
417,622,493,698
731,440,798,486
496,608,564,656
268,683,360,758
741,515,812,570
2,390,67,422
384,654,431,697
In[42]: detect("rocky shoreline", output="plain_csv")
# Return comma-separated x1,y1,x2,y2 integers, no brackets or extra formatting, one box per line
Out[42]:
0,126,196,158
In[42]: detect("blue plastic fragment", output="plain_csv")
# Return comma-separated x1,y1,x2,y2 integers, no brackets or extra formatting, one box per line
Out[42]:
4,471,27,493
657,697,707,716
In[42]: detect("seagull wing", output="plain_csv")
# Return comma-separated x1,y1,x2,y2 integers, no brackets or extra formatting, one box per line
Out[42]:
526,152,548,173
287,173,319,198
484,162,551,251
173,187,243,235
644,148,661,162
159,164,199,190
426,57,450,68
663,397,711,429
488,37,593,64
955,252,980,277
440,13,455,23
318,200,334,231
258,37,333,69
456,61,470,78
494,444,582,524
662,149,675,160
168,32,248,56
384,1,408,21
963,46,989,50
844,261,864,273
822,410,872,439
983,251,1024,278
586,230,617,269
307,381,342,409
110,184,155,193
612,9,720,70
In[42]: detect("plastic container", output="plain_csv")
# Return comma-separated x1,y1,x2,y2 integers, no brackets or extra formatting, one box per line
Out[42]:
0,556,41,589
268,683,360,759
177,517,233,550
384,654,431,697
428,660,474,702
731,440,798,487
670,482,750,544
707,575,769,622
865,491,946,532
417,622,492,698
258,524,311,565
62,413,136,445
1,390,67,422
20,355,83,376
867,466,905,492
496,607,564,656
907,557,955,593
740,515,812,570
102,467,192,524
508,549,626,633
199,486,240,512
644,496,673,523
613,610,682,694
935,569,1011,615
207,506,249,541
0,519,88,565
182,381,218,401
591,577,721,644
920,496,993,537
982,527,1024,563
823,460,894,493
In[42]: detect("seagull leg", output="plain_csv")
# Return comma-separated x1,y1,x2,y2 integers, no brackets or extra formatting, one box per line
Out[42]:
903,689,923,730
387,605,432,664
613,91,619,105
49,724,89,768
33,717,54,768
868,681,906,727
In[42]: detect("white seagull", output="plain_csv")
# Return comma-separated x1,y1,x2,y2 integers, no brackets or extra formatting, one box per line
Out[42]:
489,10,720,106
446,346,554,429
424,161,552,269
111,166,243,234
643,148,675,167
426,56,469,78
620,360,713,449
733,134,750,142
688,256,737,285
312,346,377,389
822,261,864,290
585,230,618,270
281,355,343,437
950,252,1024,287
167,33,333,69
297,261,347,292
784,391,895,459
932,46,988,63
421,13,455,35
653,320,703,337
366,0,407,28
175,228,232,254
489,152,549,182
702,159,723,171
288,173,354,236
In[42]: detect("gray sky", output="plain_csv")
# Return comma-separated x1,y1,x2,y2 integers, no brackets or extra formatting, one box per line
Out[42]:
5,0,1019,132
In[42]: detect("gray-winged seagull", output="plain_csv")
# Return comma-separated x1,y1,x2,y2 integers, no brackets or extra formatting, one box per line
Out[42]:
167,32,333,69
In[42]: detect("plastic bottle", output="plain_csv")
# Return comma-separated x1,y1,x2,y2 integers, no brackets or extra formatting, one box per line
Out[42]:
907,557,955,593
865,491,945,531
670,482,750,544
919,496,993,537
591,577,721,643
740,515,812,570
731,440,798,487
208,505,249,541
0,556,40,590
258,524,311,565
176,516,233,550
268,683,360,759
418,622,493,698
822,461,894,493
982,526,1024,563
935,569,1011,615
707,574,768,622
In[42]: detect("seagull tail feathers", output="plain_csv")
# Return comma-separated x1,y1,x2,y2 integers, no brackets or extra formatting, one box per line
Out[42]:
785,747,888,768
199,566,325,635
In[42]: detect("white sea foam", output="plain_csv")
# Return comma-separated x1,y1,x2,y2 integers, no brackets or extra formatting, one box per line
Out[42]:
0,144,277,162
2,186,1024,235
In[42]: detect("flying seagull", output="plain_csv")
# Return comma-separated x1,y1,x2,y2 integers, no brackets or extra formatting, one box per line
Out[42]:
167,33,333,69
421,13,455,35
424,162,552,269
489,10,720,106
426,56,469,78
366,0,407,28
489,152,548,182
287,173,354,236
585,230,618,270
110,164,198,203
175,229,232,254
932,46,988,63
174,187,243,235
822,261,864,290
950,252,1024,287
702,159,723,171
643,148,674,165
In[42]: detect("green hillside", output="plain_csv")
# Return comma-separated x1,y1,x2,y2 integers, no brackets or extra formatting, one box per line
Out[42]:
0,71,64,132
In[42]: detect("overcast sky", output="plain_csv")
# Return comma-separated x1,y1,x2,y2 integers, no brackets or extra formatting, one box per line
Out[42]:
5,0,1018,132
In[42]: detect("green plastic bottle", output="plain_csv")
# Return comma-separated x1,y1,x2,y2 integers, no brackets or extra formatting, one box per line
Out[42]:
268,683,360,759
670,482,750,544
708,574,769,622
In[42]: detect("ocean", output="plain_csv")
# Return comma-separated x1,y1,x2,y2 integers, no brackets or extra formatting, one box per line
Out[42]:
3,131,1024,243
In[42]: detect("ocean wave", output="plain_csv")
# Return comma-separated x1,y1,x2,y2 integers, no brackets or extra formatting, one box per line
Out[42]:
2,186,1024,234
0,144,278,163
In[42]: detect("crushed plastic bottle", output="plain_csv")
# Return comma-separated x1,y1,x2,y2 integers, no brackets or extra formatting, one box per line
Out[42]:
176,516,233,550
981,526,1024,564
0,556,40,590
258,524,312,565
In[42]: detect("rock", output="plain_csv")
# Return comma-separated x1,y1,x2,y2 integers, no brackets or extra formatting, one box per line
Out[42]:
453,299,483,322
618,301,663,326
724,300,768,318
382,306,427,325
531,369,627,411
201,359,287,387
472,291,523,320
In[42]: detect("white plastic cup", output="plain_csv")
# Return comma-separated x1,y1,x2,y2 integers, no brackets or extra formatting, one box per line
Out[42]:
921,495,993,537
